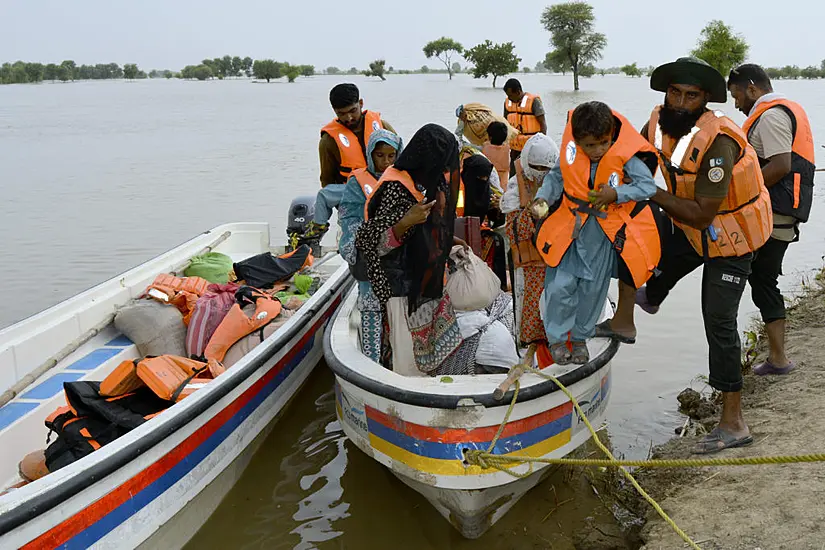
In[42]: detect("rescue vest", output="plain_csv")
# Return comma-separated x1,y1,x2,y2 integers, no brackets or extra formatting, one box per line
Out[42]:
741,98,816,223
365,166,426,220
536,110,662,288
505,93,542,152
352,168,379,218
506,162,544,268
145,274,211,325
482,143,511,191
204,288,282,375
321,110,383,178
102,355,212,402
44,382,167,472
647,106,773,258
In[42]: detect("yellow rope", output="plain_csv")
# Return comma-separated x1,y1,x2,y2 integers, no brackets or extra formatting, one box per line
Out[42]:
469,367,705,548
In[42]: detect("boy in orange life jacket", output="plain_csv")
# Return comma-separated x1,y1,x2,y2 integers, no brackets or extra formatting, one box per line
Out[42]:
531,102,659,365
309,83,395,239
482,121,511,191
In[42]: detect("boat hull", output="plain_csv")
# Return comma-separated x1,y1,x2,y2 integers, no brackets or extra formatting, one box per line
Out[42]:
333,365,611,538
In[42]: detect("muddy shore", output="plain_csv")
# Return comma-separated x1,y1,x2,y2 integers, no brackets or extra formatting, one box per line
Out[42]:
625,268,825,549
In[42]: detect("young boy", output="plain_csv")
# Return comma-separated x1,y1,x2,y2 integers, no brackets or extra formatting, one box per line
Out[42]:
482,121,512,190
531,101,661,365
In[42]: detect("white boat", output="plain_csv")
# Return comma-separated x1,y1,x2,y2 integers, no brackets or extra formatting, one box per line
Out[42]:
324,288,617,538
0,221,353,549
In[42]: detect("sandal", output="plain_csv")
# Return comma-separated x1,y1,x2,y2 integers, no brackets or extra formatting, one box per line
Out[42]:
692,427,754,455
570,341,590,364
594,320,636,344
550,343,572,365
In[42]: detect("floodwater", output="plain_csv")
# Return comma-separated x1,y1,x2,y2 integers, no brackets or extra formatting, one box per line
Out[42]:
1,73,823,548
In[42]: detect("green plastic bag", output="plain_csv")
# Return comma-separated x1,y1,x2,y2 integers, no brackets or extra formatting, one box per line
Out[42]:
184,252,234,284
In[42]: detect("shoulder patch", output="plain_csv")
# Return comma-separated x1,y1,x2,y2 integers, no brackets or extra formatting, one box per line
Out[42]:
709,157,725,168
708,166,725,183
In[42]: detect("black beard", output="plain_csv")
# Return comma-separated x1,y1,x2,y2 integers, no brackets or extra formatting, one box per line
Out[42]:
658,103,705,140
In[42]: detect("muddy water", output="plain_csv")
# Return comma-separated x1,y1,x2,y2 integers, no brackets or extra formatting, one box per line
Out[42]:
1,74,823,548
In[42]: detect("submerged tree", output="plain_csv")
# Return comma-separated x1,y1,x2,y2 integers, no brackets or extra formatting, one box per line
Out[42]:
691,20,749,76
363,59,387,81
541,1,607,90
123,64,139,80
620,62,642,77
465,40,521,88
423,37,464,80
252,59,282,82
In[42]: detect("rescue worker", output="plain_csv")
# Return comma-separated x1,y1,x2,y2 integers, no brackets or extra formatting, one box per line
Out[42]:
308,83,395,238
531,101,660,365
727,64,816,376
635,57,773,454
503,79,548,176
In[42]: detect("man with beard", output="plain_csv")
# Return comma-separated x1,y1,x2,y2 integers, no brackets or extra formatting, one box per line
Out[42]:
636,57,774,454
309,83,395,238
728,64,816,376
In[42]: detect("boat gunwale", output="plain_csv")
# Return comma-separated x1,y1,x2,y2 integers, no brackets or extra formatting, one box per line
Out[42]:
323,289,619,409
0,259,353,538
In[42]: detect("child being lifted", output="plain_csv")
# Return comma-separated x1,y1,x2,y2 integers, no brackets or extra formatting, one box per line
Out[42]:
531,101,662,365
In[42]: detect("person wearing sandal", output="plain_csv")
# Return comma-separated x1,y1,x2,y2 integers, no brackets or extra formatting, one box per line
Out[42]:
637,57,773,454
531,102,660,366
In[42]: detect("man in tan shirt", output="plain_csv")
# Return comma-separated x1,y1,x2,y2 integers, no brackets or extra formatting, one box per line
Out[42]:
728,64,816,376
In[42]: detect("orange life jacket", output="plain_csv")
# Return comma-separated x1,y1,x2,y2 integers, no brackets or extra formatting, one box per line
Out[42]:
135,356,210,402
145,274,211,325
507,162,544,268
741,98,816,222
364,166,426,220
204,289,282,375
352,168,379,218
321,110,383,179
482,143,511,191
505,93,542,152
536,110,662,288
647,106,773,258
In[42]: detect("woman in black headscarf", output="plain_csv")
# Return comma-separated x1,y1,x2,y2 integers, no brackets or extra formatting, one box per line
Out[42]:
355,124,466,376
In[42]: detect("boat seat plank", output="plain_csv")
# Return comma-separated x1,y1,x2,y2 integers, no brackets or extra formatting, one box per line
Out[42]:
0,403,38,432
19,373,87,400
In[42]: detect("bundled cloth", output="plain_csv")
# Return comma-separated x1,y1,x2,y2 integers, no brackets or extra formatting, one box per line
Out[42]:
458,103,518,146
445,245,500,312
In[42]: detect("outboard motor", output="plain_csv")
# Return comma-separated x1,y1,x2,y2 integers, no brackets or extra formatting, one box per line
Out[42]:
286,195,321,256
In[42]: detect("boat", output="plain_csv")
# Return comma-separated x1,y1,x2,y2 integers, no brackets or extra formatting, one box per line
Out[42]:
324,288,618,538
0,220,353,549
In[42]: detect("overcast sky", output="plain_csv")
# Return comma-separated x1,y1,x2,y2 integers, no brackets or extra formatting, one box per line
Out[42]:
2,0,822,71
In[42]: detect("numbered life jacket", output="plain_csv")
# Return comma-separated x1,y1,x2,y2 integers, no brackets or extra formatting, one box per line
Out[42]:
741,98,816,223
482,143,511,190
536,110,662,289
321,110,384,179
647,106,773,258
44,381,168,472
364,166,426,220
505,93,542,151
506,162,545,268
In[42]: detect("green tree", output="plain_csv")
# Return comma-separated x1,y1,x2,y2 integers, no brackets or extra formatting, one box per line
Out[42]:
347,67,359,75
326,66,341,75
44,63,59,81
579,63,595,78
452,62,461,74
137,70,148,79
465,40,521,88
362,59,387,81
691,20,749,76
24,63,44,83
620,62,642,77
123,64,139,80
544,49,571,75
800,65,821,79
242,57,253,78
60,60,77,80
300,65,315,77
231,56,243,78
56,65,71,82
522,66,531,73
541,1,607,91
284,64,301,83
252,59,282,82
779,65,801,79
534,60,547,72
420,65,430,73
423,37,464,79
